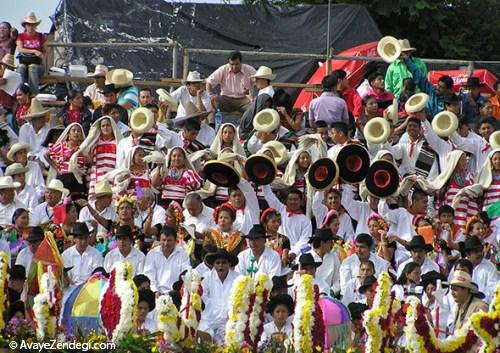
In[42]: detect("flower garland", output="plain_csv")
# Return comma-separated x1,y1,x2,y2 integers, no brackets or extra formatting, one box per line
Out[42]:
156,294,182,344
470,284,500,353
293,274,315,353
100,261,138,343
0,252,9,331
33,266,60,340
179,269,203,344
247,273,272,349
225,275,255,347
362,271,401,353
404,296,478,353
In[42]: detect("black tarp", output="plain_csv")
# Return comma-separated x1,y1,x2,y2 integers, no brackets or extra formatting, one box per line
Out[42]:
52,0,381,88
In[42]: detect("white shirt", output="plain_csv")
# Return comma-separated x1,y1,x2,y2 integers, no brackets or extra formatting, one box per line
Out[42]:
263,184,312,254
245,126,290,155
260,320,293,346
16,184,39,210
311,191,354,242
342,277,363,306
288,273,330,295
383,207,418,242
135,204,165,228
397,256,440,278
25,161,45,196
171,86,212,118
340,253,390,295
472,258,499,303
104,247,145,277
83,83,105,103
194,262,212,278
237,246,281,278
143,246,191,293
200,269,240,324
78,201,116,238
0,199,26,226
308,249,341,294
450,131,490,174
183,204,216,235
156,124,182,151
62,245,103,286
233,179,260,235
18,123,50,159
197,124,216,148
341,184,378,235
30,201,56,227
15,246,34,273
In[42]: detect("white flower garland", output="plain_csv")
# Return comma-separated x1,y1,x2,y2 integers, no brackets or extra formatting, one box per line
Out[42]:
248,273,272,347
179,269,203,340
110,261,138,343
0,252,8,331
293,274,315,353
157,294,182,343
225,275,255,346
33,266,59,340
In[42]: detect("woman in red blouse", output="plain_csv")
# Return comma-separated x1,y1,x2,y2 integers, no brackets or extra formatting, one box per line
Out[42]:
12,84,31,133
57,90,92,134
125,146,151,193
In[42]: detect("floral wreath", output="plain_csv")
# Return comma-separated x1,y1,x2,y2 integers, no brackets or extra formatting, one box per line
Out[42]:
260,208,280,225
367,212,388,231
465,216,484,236
115,196,137,217
212,202,237,224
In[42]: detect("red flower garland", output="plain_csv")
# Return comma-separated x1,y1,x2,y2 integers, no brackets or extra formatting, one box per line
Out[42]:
312,286,325,349
100,271,122,339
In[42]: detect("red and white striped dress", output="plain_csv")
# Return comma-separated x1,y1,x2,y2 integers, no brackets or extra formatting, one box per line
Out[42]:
482,173,500,210
128,170,151,193
160,168,202,201
89,137,117,196
48,141,84,174
442,173,478,228
215,186,229,202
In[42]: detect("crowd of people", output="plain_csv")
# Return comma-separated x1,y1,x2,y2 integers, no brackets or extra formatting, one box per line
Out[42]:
0,11,499,347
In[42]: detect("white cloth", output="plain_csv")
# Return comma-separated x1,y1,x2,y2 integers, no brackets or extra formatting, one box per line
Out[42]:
103,247,145,277
183,204,216,235
340,253,390,295
233,179,260,235
308,249,341,294
78,201,116,238
264,184,312,254
397,257,440,278
18,123,50,159
450,131,490,174
237,246,281,278
143,246,191,293
0,200,26,226
25,160,45,197
62,245,103,286
195,124,216,147
171,86,212,118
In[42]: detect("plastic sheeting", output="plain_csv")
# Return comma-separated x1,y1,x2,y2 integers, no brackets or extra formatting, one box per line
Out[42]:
52,0,381,91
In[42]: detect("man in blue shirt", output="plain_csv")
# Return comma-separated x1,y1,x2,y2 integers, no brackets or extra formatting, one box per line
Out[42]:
461,77,486,129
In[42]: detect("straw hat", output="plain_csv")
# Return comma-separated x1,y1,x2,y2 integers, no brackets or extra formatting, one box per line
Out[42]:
432,111,459,137
182,71,204,83
0,176,21,189
6,143,31,162
21,12,41,26
398,39,416,52
377,36,401,63
253,108,280,133
251,66,276,81
129,107,154,135
444,270,478,293
0,54,16,70
174,102,212,126
156,88,178,111
405,93,429,114
88,64,108,78
259,140,289,167
46,179,69,194
94,180,113,198
4,163,29,176
106,69,134,88
22,98,51,120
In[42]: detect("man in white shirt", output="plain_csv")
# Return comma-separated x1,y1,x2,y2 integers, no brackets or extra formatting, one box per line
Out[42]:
339,233,390,294
62,223,103,289
237,224,281,278
342,260,375,306
228,179,260,235
397,235,440,277
143,226,191,295
312,189,355,242
18,98,51,159
6,143,45,197
78,180,116,239
263,185,312,255
171,71,213,121
0,176,26,226
307,228,341,296
340,184,381,235
183,193,216,235
30,179,68,226
198,248,240,344
104,225,145,277
289,253,330,295
15,226,44,273
134,188,165,237
5,163,39,209
173,103,215,147
84,64,108,107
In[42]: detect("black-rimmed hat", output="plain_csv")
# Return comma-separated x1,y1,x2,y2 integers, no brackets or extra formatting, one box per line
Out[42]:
463,236,484,252
138,289,156,312
101,84,118,95
337,144,370,184
114,225,134,240
309,228,337,243
307,158,339,190
26,226,44,243
272,275,292,290
365,160,399,198
466,77,486,88
359,275,377,294
420,270,447,290
292,253,322,271
245,154,276,186
70,222,90,238
266,294,294,315
205,248,239,267
405,235,433,252
9,265,26,280
471,283,486,299
204,160,240,187
443,93,461,104
243,224,270,240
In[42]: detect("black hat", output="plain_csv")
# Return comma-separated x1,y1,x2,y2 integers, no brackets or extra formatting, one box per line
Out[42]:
70,222,90,237
466,77,485,88
114,225,134,240
267,294,294,315
348,302,369,320
204,160,240,187
307,158,339,190
471,283,486,299
138,289,156,312
292,253,322,271
365,160,399,198
9,265,26,280
420,270,447,290
101,84,118,95
309,228,337,243
443,93,461,104
359,275,377,294
205,248,239,267
272,275,292,290
405,235,433,252
337,144,370,184
463,236,484,252
243,224,269,240
26,226,44,243
245,154,276,186
41,125,65,147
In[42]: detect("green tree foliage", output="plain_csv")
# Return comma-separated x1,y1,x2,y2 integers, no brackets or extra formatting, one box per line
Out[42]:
242,0,500,60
